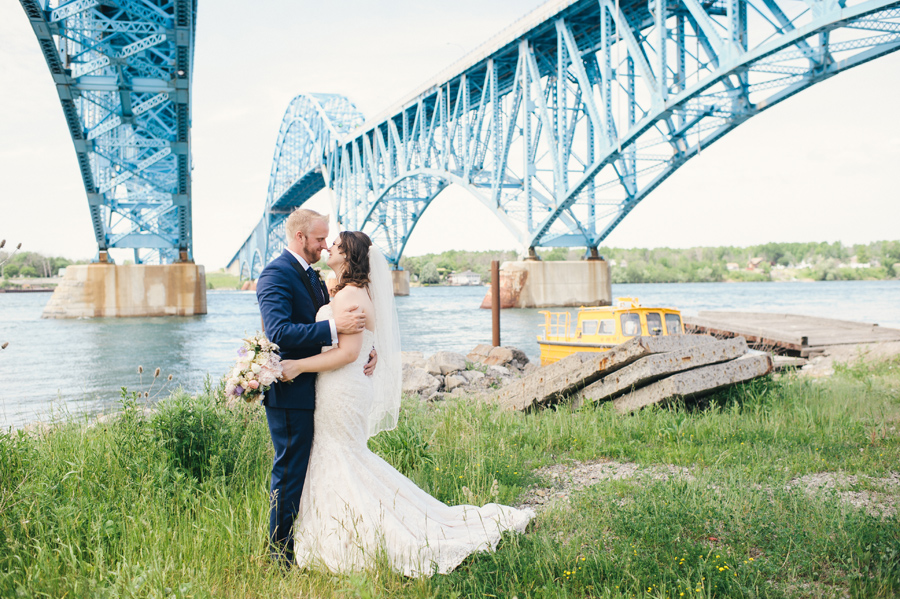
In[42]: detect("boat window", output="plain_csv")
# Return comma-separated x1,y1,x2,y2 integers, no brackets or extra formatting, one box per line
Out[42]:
620,313,643,337
665,313,682,335
598,319,615,335
646,312,663,336
582,320,599,335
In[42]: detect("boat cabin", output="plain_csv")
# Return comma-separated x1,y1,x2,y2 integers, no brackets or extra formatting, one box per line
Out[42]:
537,297,684,365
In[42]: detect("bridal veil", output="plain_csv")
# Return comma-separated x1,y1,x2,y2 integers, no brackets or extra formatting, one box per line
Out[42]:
367,247,402,437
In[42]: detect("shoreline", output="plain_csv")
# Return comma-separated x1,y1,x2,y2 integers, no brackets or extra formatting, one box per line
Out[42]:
6,338,900,433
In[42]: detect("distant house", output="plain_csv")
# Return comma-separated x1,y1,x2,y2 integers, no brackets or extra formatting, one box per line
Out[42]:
747,257,768,270
447,270,482,286
725,262,740,271
848,256,872,269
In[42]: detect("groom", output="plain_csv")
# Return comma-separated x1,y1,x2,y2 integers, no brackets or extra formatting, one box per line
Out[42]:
256,207,375,566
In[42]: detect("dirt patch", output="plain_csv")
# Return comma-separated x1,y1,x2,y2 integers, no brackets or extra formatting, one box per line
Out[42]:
785,471,900,519
800,341,900,377
518,459,694,511
518,459,900,520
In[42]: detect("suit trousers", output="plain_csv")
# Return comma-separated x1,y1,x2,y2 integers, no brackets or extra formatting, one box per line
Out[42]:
265,406,314,565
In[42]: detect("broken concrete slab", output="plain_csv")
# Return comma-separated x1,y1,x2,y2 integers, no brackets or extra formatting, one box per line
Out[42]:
611,353,773,413
580,337,748,404
772,355,808,370
492,334,718,411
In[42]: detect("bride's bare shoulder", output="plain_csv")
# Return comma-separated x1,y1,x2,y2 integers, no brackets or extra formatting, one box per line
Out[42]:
332,284,370,304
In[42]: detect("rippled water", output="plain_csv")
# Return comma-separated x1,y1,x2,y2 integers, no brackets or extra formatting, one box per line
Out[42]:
1,280,898,427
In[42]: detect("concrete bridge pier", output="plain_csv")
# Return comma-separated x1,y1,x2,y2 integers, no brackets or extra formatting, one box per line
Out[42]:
481,259,611,309
42,263,207,319
392,269,410,296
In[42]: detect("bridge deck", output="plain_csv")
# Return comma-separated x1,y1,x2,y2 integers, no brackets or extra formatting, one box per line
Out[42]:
684,312,900,356
358,0,580,134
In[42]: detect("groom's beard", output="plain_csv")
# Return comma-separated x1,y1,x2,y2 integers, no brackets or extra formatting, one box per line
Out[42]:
301,245,322,264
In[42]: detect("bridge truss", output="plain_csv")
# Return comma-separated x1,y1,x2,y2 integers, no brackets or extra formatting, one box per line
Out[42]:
230,94,364,280
234,0,899,274
20,0,197,264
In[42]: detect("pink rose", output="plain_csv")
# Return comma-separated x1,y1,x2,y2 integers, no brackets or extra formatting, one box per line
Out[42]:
248,380,260,390
258,368,276,387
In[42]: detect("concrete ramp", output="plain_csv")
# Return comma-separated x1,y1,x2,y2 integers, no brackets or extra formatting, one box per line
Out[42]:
684,312,900,356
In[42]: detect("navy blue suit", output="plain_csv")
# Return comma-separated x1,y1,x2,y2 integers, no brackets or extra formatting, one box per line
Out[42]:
256,249,331,564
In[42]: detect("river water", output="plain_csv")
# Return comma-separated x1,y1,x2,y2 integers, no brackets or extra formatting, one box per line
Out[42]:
1,280,898,428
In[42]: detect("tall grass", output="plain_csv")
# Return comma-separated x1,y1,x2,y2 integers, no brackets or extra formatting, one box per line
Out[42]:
1,357,898,598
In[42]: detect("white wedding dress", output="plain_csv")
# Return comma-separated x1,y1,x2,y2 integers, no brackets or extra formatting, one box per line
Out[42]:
293,304,534,577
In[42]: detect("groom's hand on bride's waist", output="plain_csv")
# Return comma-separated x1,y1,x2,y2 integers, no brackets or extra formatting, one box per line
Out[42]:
363,349,377,377
335,304,367,335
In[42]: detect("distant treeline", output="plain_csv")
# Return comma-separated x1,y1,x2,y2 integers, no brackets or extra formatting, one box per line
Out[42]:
399,241,900,284
0,250,83,280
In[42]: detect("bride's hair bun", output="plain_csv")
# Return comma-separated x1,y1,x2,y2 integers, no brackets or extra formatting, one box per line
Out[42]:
333,231,373,293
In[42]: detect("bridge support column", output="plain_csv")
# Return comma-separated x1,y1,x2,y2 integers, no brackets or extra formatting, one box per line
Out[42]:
480,260,611,309
42,263,207,319
392,270,410,296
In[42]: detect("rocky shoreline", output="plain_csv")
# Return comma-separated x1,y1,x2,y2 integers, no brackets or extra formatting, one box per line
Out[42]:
402,344,537,401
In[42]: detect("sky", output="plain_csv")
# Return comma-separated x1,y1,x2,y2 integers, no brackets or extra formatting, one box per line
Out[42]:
1,0,898,269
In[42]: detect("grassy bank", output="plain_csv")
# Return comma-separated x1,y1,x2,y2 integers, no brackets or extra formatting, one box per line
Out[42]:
206,270,243,290
2,358,898,598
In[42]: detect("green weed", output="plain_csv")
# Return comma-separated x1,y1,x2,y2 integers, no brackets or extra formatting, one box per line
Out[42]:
0,354,898,597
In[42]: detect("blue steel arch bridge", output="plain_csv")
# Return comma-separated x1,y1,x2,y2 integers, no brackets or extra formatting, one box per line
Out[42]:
231,0,900,280
19,0,197,264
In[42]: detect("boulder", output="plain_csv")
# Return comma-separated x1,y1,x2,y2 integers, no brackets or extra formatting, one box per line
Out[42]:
461,370,485,384
484,346,514,366
444,374,468,392
402,351,426,369
466,344,493,364
402,366,441,397
488,364,510,377
427,351,468,375
510,348,530,365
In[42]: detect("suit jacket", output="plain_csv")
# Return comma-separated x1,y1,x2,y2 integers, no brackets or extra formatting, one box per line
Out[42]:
256,249,331,410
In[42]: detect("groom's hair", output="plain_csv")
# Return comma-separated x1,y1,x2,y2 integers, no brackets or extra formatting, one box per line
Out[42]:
285,208,328,241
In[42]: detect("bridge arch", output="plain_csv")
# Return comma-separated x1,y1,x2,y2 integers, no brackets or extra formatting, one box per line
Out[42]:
233,0,900,274
228,93,364,278
20,0,198,264
250,250,264,281
326,0,900,263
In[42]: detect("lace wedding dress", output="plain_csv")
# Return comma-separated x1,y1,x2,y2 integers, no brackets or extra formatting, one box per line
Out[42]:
293,303,535,577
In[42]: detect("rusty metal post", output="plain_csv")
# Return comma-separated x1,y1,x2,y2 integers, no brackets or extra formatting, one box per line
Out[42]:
491,260,500,347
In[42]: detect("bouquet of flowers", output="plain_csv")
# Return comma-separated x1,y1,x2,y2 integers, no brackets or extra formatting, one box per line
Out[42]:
225,333,283,402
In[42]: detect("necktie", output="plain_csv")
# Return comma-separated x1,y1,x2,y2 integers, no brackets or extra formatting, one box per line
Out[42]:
307,267,325,306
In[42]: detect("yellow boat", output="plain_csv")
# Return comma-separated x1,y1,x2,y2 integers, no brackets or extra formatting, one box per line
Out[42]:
537,297,684,366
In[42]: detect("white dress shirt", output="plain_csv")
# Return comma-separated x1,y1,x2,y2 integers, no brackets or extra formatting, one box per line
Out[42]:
286,247,338,345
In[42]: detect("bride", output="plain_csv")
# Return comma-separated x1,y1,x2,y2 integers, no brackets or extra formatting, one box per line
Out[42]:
279,231,534,577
